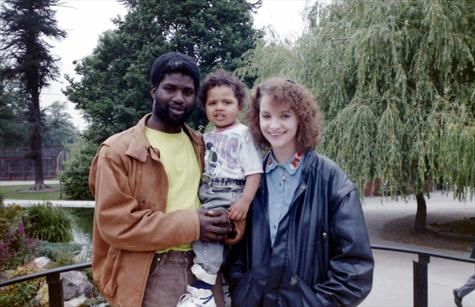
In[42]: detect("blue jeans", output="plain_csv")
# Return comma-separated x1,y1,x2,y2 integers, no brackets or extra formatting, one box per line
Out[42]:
191,178,244,284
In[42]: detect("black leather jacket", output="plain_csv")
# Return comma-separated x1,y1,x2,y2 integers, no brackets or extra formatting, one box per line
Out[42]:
225,151,374,307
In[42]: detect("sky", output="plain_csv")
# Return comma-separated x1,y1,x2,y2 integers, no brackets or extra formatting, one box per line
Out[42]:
42,0,317,130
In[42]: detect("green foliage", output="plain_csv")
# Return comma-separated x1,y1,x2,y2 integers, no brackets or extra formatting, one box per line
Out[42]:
0,220,39,271
242,0,475,200
0,205,23,236
440,124,475,199
0,78,29,147
0,0,66,186
236,36,299,84
323,103,376,192
61,139,98,200
37,241,81,266
42,101,79,148
23,204,73,243
0,79,78,149
0,266,44,307
65,0,262,144
62,0,262,196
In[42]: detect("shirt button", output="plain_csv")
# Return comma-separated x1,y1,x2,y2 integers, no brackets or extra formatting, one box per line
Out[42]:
273,225,277,229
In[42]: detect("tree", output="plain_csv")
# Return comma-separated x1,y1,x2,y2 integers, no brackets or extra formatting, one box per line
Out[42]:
240,0,475,232
66,0,262,144
0,81,76,149
0,0,66,190
309,0,474,233
61,0,262,199
42,101,78,148
236,35,298,85
0,77,29,147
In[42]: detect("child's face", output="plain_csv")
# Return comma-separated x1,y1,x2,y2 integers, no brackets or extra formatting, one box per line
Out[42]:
205,85,241,130
259,95,298,154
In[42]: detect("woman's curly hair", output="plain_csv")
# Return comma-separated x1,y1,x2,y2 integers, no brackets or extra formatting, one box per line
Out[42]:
246,77,323,153
198,69,247,109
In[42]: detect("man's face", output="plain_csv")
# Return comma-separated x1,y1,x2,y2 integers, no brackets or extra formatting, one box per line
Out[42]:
151,73,197,132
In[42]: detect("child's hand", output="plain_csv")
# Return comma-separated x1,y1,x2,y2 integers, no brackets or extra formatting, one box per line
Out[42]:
228,198,250,221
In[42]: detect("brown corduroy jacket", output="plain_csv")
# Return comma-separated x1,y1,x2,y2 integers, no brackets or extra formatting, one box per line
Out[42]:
89,114,242,307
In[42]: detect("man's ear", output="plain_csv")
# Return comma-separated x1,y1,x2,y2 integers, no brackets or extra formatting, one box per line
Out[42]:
151,87,157,98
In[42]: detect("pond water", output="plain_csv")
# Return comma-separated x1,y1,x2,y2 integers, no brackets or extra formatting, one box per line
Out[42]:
65,208,94,262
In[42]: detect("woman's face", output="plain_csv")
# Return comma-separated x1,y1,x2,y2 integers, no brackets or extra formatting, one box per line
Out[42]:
259,95,298,156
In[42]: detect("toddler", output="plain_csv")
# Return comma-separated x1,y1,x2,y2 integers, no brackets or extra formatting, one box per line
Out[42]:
177,70,262,307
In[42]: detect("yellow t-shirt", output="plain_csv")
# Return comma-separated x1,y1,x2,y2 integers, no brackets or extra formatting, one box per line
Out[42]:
145,127,201,251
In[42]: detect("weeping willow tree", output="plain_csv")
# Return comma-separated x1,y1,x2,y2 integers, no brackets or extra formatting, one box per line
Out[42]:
240,0,475,233
236,32,298,83
309,0,474,233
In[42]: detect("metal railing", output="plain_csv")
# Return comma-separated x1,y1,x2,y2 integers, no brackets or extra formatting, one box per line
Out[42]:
0,262,91,307
1,245,474,307
371,244,475,307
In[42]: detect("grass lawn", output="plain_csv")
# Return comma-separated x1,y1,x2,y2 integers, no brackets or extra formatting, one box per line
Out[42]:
0,184,62,200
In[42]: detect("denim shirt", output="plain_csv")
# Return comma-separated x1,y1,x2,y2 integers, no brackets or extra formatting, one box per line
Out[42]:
266,151,305,245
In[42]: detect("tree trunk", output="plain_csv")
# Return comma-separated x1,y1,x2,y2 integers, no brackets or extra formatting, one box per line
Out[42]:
414,192,427,233
27,74,47,191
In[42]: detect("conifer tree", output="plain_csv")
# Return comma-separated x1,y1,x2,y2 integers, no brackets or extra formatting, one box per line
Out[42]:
0,0,65,190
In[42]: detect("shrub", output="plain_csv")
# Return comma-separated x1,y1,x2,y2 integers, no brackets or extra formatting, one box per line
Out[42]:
37,241,81,265
0,205,24,238
0,205,39,271
61,138,97,200
0,222,39,271
23,203,73,243
0,265,44,307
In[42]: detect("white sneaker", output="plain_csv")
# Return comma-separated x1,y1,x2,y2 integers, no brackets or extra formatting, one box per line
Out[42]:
177,285,217,307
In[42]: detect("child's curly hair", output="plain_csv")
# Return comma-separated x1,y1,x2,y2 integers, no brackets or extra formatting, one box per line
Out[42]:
198,70,247,109
247,77,323,153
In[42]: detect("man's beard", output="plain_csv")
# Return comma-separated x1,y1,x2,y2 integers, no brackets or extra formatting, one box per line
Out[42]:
153,99,194,127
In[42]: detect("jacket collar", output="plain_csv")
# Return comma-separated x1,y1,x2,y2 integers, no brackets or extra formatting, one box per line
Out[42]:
265,151,304,175
125,113,203,163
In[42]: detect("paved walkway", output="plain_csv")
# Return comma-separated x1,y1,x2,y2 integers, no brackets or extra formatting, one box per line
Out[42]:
4,199,94,208
0,180,60,186
361,193,475,307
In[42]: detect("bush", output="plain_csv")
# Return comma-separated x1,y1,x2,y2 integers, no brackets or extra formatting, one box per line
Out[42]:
23,203,73,243
0,221,39,271
37,241,81,265
61,138,97,200
0,205,24,237
0,205,38,270
0,265,44,307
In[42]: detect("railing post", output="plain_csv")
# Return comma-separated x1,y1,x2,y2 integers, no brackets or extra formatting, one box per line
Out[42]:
413,253,430,307
46,272,64,307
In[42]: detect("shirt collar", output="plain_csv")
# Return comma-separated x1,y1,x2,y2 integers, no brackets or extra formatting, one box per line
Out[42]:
265,151,304,175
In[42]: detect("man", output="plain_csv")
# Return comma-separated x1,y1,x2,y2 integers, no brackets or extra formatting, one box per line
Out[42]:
453,243,475,307
89,52,232,307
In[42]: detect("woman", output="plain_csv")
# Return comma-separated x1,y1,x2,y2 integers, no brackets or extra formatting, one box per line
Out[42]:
225,78,374,306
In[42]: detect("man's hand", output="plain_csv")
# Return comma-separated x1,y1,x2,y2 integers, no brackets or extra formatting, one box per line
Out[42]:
197,208,232,242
